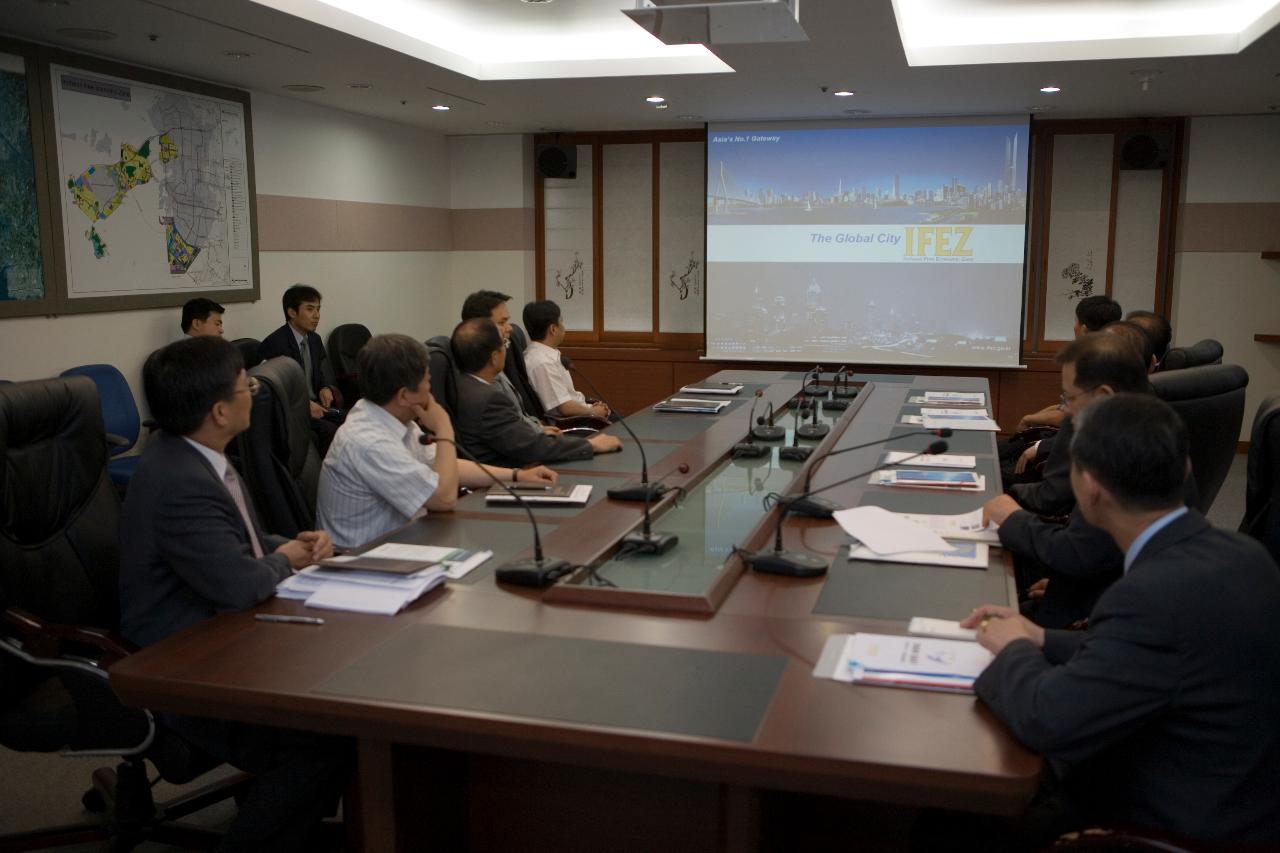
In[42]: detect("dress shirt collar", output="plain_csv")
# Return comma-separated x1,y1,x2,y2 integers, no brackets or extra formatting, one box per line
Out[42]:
181,435,228,481
290,324,307,349
1124,506,1189,574
358,398,417,442
469,373,490,386
528,340,558,359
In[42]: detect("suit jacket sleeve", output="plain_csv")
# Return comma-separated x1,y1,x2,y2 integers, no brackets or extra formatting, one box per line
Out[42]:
974,580,1178,766
472,384,592,466
315,335,336,393
256,325,294,362
1009,418,1075,516
998,508,1122,578
154,474,293,612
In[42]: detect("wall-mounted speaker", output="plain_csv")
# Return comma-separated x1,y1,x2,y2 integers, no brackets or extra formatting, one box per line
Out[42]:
535,144,577,179
1119,132,1172,170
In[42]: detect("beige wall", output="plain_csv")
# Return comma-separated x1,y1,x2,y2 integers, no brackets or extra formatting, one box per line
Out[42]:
1172,115,1280,440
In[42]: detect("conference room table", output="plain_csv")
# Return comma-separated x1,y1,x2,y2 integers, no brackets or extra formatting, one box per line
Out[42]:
110,370,1040,852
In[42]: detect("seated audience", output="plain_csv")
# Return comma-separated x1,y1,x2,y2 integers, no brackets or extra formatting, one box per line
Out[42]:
119,336,350,850
963,394,1280,844
1125,309,1173,368
984,333,1157,626
180,297,224,337
317,334,556,550
452,318,621,466
460,289,552,432
1102,319,1157,373
522,299,610,420
258,283,341,455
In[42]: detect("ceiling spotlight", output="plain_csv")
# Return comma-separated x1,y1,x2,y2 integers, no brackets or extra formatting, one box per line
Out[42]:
645,95,666,103
1027,105,1056,112
282,84,325,93
843,108,869,115
1130,69,1163,92
832,90,856,97
1039,85,1061,93
348,82,372,89
432,104,451,111
655,103,669,109
222,50,252,59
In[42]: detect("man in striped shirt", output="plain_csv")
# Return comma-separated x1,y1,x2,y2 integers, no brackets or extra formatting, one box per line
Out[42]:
317,334,556,550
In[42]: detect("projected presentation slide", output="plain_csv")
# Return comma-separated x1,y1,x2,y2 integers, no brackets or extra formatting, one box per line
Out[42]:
706,120,1030,368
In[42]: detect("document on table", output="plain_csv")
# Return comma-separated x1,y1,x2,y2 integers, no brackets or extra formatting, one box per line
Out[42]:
359,542,493,580
895,509,1001,544
832,505,954,555
848,541,989,569
814,633,993,693
922,391,986,406
921,408,1001,432
881,450,976,469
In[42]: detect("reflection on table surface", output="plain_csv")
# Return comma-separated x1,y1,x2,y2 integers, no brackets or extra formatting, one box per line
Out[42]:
573,401,846,593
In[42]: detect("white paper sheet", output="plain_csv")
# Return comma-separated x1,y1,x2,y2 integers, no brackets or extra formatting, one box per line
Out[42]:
833,505,955,555
882,451,976,469
848,541,989,568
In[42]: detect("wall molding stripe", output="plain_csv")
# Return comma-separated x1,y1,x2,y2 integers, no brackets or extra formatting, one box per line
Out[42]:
257,195,534,252
1175,202,1280,253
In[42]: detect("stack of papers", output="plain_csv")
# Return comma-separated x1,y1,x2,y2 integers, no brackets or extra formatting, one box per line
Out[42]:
486,484,592,505
920,407,1001,432
922,391,986,406
814,633,993,693
882,450,976,469
653,398,731,414
832,505,991,568
896,508,1000,544
871,469,985,491
679,382,743,395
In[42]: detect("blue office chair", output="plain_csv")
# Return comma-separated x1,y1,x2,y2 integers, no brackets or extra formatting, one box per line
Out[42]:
59,364,142,490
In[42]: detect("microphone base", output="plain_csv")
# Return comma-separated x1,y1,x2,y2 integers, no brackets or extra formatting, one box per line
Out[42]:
496,557,573,588
832,388,859,398
743,549,828,578
731,442,770,459
779,445,814,462
607,481,670,502
796,423,830,440
751,424,786,441
787,495,842,519
622,530,679,555
823,397,851,411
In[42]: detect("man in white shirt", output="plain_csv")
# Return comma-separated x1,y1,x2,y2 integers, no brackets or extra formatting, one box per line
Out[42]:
317,334,556,550
521,299,610,420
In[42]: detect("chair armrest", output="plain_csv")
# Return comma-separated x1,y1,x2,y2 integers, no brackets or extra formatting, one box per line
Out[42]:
105,432,130,448
1012,425,1059,444
1053,826,1203,851
545,415,611,431
2,608,136,668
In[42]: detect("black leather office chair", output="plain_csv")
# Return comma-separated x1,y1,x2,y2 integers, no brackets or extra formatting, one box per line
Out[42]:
0,377,246,851
236,357,322,539
1161,338,1223,371
327,323,372,409
1240,393,1280,566
425,335,462,421
230,337,262,370
1151,363,1249,514
505,324,548,419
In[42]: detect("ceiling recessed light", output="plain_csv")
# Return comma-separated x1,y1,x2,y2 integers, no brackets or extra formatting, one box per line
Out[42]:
645,95,665,103
677,114,702,120
281,84,325,93
432,104,451,111
222,50,252,59
486,120,510,127
843,109,870,115
832,90,856,97
56,27,116,41
520,0,554,4
1039,85,1061,93
348,82,372,89
655,103,669,109
1028,105,1056,112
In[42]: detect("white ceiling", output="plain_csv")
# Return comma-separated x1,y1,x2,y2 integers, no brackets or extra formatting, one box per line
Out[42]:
4,0,1278,135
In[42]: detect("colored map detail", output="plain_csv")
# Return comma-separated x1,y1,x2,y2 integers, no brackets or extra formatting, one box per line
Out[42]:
86,227,108,259
68,140,154,228
162,216,200,272
159,132,178,162
0,69,45,301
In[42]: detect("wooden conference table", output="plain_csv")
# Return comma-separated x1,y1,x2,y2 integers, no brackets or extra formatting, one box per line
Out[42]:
111,370,1040,852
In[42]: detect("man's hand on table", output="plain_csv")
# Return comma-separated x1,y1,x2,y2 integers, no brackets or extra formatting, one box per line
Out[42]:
960,604,1045,655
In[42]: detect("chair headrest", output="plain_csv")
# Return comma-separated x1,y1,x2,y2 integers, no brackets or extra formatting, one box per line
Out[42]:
0,377,107,543
250,357,315,474
508,324,529,355
328,324,372,364
1151,363,1248,402
231,337,262,369
1162,339,1223,371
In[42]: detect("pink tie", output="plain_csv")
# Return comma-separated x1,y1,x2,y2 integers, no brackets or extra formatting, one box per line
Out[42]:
223,465,265,558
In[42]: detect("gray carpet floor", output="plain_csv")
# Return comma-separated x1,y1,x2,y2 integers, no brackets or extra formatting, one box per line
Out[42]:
0,456,1253,849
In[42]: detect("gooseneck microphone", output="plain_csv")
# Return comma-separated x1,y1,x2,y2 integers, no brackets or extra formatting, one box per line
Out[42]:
452,438,572,588
789,427,953,518
732,390,770,458
564,358,664,502
751,400,785,441
739,441,950,578
780,395,814,461
832,366,858,399
796,369,829,440
620,462,690,555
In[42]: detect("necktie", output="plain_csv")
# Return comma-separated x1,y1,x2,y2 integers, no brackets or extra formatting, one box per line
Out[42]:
299,338,317,400
223,465,265,558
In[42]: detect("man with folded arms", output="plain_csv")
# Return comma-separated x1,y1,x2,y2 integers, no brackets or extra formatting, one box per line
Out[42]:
452,319,621,467
317,333,556,550
120,336,349,850
962,394,1280,844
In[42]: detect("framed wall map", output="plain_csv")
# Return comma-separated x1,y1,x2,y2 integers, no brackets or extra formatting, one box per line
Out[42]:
0,37,258,318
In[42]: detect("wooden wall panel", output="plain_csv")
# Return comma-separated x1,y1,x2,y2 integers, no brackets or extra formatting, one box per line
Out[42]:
995,364,1060,433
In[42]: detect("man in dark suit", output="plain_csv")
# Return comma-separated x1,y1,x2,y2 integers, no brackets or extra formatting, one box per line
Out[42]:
120,336,350,850
258,283,340,455
451,318,621,467
461,289,549,427
962,394,1280,844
